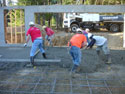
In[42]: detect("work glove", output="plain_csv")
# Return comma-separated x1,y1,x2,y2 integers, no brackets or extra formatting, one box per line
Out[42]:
24,43,27,47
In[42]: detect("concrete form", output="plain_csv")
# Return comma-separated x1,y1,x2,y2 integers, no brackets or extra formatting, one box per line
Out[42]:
0,5,125,46
123,14,125,48
0,59,61,63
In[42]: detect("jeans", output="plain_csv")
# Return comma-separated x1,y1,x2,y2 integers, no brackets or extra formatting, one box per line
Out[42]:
45,35,54,46
30,38,45,57
69,46,81,66
96,40,110,55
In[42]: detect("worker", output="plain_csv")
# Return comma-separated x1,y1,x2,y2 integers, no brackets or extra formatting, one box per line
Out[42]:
68,28,87,72
43,26,55,46
24,21,47,67
81,28,90,45
86,33,112,64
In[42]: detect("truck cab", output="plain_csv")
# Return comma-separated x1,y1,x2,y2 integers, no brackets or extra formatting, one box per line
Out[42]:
63,13,123,32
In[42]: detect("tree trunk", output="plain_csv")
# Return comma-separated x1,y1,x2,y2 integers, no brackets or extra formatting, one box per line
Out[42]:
3,0,6,6
95,0,98,5
82,0,85,4
42,2,46,25
59,13,63,28
48,19,51,27
102,0,105,5
55,14,59,29
42,14,45,25
37,14,41,24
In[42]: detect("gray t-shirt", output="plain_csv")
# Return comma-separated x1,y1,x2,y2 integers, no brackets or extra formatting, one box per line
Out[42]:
93,36,107,46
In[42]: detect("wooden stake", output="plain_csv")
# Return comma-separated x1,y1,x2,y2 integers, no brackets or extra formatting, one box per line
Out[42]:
15,10,17,43
4,10,8,43
10,11,13,43
20,10,23,43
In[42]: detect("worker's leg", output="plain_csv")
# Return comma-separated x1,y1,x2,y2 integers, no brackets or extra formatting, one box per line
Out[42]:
48,35,54,47
96,46,101,55
102,41,111,64
70,46,81,72
45,35,50,46
30,40,39,57
69,49,76,64
70,47,77,72
45,35,49,40
30,56,34,66
48,37,52,46
29,39,39,66
74,47,81,66
39,39,47,59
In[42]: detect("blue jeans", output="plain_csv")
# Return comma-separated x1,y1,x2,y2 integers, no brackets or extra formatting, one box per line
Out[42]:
96,40,110,55
30,39,45,57
69,46,81,66
45,35,54,46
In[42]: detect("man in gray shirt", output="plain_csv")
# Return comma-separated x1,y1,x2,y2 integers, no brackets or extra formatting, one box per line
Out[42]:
87,33,111,64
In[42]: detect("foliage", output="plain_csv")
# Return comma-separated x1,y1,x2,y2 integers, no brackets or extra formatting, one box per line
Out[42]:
7,0,124,27
8,9,24,27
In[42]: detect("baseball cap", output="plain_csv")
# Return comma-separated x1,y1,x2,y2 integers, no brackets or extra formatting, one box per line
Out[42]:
76,28,82,32
29,21,35,26
43,25,47,29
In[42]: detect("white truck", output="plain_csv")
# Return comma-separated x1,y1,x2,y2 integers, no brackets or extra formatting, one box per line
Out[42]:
63,13,123,32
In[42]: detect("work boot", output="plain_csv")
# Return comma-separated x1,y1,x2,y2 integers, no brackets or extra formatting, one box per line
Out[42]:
49,41,53,47
26,63,34,67
106,58,112,64
71,64,78,73
105,54,112,64
30,56,34,65
96,50,100,56
28,56,34,67
26,56,34,68
75,66,81,73
42,53,47,59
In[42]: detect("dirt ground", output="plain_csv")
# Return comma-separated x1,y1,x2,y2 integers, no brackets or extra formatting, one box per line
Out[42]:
0,30,125,94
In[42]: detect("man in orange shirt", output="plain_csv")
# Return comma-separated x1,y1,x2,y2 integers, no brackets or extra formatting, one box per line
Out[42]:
68,28,87,72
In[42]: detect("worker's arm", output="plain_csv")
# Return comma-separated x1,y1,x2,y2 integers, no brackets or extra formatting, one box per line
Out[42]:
81,41,87,49
26,34,30,43
86,38,96,49
67,41,72,47
24,34,30,47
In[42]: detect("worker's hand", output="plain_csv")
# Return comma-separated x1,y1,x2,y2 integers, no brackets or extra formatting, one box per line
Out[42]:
84,46,89,50
24,43,27,47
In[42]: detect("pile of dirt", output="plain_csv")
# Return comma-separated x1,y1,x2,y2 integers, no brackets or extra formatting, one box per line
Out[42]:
51,32,123,48
35,24,124,48
93,32,123,48
52,33,73,46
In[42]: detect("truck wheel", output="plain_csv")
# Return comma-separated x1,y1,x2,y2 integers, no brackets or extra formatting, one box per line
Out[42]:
120,24,123,32
110,24,119,32
71,24,79,33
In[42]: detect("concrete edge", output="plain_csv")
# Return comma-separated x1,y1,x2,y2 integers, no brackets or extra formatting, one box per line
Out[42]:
0,59,61,63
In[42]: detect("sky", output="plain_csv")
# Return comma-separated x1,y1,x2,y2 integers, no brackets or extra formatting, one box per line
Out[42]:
6,0,18,5
12,0,18,2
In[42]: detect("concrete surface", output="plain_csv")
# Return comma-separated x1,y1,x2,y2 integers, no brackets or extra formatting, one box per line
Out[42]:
0,46,125,73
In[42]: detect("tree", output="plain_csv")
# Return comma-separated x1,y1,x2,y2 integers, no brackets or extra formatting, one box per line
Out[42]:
12,0,125,29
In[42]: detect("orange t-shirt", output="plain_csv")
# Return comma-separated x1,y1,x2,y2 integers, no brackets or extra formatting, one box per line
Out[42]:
70,34,87,48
